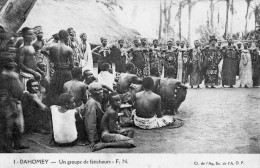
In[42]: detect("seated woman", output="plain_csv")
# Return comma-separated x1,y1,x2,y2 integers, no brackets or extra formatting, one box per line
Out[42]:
50,93,81,146
133,77,183,129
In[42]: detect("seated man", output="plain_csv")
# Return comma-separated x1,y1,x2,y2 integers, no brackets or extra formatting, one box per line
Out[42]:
149,66,161,94
133,77,175,129
22,79,50,134
117,63,142,103
97,63,115,90
92,92,135,151
50,93,81,146
82,82,104,151
63,67,87,107
159,66,187,115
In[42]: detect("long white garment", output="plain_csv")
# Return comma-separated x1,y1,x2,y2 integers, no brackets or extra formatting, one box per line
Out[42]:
177,51,183,81
239,49,253,87
50,105,77,144
80,41,93,72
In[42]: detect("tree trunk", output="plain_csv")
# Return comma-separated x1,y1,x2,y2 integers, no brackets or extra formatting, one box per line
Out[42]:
166,1,173,38
224,0,230,39
159,0,162,39
0,0,8,11
210,0,214,32
230,0,234,35
178,4,182,41
188,1,192,44
163,0,167,38
244,0,251,35
0,0,38,49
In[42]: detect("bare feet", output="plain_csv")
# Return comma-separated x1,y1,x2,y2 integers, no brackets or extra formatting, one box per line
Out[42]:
92,143,105,152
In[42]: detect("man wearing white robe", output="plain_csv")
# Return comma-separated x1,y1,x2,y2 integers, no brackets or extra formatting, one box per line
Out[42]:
79,33,93,73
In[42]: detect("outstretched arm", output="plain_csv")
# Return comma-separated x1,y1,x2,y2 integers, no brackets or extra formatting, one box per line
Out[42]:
178,81,188,89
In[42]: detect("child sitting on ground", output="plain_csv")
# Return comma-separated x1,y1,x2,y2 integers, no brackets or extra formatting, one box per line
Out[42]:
92,92,135,152
50,93,81,146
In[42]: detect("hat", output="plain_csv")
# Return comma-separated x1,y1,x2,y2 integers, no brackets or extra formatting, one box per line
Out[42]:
118,39,124,43
101,37,107,42
153,39,158,43
80,33,86,38
209,35,217,42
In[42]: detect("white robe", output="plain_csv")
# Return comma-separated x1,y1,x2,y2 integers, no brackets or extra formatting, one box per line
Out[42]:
80,41,93,73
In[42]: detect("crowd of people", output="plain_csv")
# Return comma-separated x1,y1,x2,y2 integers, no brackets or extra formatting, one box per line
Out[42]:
0,25,260,153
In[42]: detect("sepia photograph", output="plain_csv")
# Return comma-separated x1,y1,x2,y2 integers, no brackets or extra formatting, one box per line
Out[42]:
0,0,260,167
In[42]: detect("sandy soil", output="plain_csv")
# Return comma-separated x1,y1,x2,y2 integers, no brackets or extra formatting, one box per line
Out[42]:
16,87,260,153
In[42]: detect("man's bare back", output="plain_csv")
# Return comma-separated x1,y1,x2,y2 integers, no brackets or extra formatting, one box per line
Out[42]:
63,80,87,107
48,43,73,68
135,91,162,118
159,78,181,98
117,73,140,94
150,76,160,94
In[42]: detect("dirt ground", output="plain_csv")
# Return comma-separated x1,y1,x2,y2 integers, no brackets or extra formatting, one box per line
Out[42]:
16,87,260,153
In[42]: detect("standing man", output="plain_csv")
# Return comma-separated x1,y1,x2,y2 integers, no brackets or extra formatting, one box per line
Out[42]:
189,40,203,88
221,39,238,88
45,30,73,105
79,33,93,72
92,37,111,73
163,40,177,78
140,38,151,76
202,35,222,88
128,39,145,77
150,39,163,77
0,52,29,152
67,28,83,67
177,41,189,84
19,27,41,90
110,39,129,75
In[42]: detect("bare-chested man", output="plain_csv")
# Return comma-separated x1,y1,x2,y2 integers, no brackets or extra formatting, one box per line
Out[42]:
45,30,73,105
149,66,161,94
19,27,41,90
133,77,175,129
116,63,142,103
92,92,135,151
63,67,87,107
0,52,29,152
117,63,142,94
159,66,187,115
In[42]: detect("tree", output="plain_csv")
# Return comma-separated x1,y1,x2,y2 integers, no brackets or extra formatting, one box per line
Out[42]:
0,0,8,11
210,0,214,31
245,0,253,34
223,0,230,39
186,0,205,44
159,0,163,39
249,2,260,39
229,0,235,34
0,0,38,49
175,1,186,41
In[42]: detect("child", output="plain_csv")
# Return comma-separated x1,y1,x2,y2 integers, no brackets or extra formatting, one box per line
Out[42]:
92,92,135,152
50,93,81,146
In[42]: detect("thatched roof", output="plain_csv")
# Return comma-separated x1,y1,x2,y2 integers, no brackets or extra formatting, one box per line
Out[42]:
21,0,140,44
